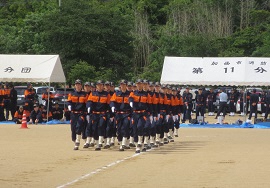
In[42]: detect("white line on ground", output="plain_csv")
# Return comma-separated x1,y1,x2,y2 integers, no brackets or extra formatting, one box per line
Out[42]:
56,153,141,188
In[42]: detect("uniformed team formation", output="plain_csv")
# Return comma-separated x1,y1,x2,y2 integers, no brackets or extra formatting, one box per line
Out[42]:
68,79,185,153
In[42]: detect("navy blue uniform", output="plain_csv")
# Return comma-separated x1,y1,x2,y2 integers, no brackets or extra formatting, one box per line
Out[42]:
182,92,193,122
86,91,110,140
248,92,259,120
67,90,88,142
110,90,131,142
195,93,205,119
129,90,152,143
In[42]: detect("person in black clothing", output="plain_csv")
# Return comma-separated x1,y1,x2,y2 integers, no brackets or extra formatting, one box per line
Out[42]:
29,104,42,124
182,86,193,123
245,91,251,115
9,84,17,120
264,91,270,120
239,89,245,116
52,102,63,120
64,108,71,121
195,88,205,120
207,88,216,116
247,89,259,122
260,91,266,117
228,89,237,116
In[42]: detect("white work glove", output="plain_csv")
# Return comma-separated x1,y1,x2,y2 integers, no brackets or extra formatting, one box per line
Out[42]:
154,116,157,122
86,115,90,123
68,105,71,111
172,115,176,122
149,115,153,124
166,115,170,122
234,103,236,106
157,114,160,119
87,107,91,113
111,107,115,113
43,101,46,106
130,102,133,108
110,117,114,122
175,115,179,121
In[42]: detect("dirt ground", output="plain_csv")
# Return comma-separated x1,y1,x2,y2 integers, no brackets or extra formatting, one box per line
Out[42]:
0,114,270,188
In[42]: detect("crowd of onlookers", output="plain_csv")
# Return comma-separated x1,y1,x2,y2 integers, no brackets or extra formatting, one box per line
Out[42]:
0,82,71,124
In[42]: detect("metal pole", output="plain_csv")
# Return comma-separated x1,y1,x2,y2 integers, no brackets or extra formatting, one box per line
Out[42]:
59,0,61,7
47,82,50,123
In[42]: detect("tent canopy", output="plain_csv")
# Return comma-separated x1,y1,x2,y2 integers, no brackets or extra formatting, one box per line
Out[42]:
161,56,270,86
0,54,66,83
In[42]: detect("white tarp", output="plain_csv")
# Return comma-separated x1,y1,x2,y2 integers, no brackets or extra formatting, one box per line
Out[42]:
161,56,270,86
0,54,66,83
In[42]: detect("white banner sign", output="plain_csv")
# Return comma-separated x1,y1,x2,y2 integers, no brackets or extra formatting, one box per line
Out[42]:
161,57,270,86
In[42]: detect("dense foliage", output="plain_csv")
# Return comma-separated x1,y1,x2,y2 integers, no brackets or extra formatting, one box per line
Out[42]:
1,0,270,84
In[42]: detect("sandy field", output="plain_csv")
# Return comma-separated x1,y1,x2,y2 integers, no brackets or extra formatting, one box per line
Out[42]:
0,114,270,188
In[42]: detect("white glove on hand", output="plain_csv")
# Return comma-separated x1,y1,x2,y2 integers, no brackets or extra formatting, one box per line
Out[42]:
149,115,153,124
166,115,170,122
68,105,71,111
86,115,90,123
175,115,179,121
87,107,91,113
154,117,157,122
111,107,115,113
172,115,176,122
130,102,133,108
110,117,114,122
157,114,160,119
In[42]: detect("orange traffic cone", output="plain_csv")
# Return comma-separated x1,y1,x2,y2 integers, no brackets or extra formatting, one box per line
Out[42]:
20,114,28,129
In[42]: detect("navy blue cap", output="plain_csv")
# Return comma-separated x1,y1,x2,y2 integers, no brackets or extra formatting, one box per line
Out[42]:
84,82,90,86
75,79,82,84
96,80,104,85
120,79,127,84
104,81,111,85
136,79,143,83
127,81,133,86
143,79,149,84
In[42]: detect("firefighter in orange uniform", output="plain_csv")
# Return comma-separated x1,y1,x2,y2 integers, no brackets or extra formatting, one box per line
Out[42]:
42,87,55,111
110,79,131,151
14,106,24,124
67,79,88,150
24,83,36,112
148,82,159,148
155,84,169,146
86,80,111,151
129,79,152,153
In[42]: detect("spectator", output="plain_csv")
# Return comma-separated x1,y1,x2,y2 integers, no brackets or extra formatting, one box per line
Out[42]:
264,91,270,120
247,89,259,123
42,87,55,111
13,106,24,124
215,88,228,119
52,102,63,120
29,104,42,124
9,83,17,120
0,83,5,121
195,88,206,120
64,107,71,121
40,104,52,122
24,83,36,112
3,83,11,120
